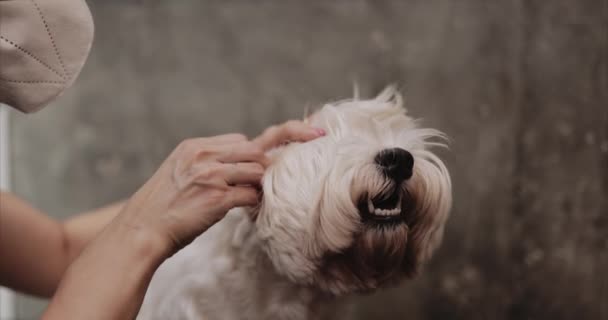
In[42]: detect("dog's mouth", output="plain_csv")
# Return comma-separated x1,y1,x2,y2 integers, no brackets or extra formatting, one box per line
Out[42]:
358,188,408,224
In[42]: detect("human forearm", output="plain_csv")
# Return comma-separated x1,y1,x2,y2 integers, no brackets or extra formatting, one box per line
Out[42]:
42,217,170,320
0,191,124,297
41,122,323,318
0,192,70,296
62,201,125,262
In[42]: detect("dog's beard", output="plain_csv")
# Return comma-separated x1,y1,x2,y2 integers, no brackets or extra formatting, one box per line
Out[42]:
316,222,411,295
311,171,419,295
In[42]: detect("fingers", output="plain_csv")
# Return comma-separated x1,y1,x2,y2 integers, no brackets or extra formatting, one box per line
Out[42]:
178,121,324,175
227,186,260,207
215,142,269,166
174,134,249,165
190,133,248,146
221,162,264,186
253,120,325,151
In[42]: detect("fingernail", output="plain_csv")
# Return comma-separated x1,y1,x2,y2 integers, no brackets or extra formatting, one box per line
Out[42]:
315,128,326,136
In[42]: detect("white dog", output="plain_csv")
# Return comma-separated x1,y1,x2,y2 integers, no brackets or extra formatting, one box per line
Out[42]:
137,87,452,320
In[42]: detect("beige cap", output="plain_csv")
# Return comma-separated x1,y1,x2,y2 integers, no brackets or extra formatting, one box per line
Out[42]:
0,0,94,113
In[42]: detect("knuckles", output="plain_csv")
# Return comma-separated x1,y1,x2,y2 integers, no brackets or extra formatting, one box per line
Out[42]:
283,120,301,128
192,165,217,181
281,120,304,135
247,144,265,159
262,125,280,139
175,139,202,157
175,139,217,161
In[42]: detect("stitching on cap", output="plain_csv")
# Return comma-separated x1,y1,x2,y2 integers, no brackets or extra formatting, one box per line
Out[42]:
0,35,66,80
30,0,68,78
0,78,65,84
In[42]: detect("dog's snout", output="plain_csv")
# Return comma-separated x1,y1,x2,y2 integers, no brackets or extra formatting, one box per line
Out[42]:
374,148,414,182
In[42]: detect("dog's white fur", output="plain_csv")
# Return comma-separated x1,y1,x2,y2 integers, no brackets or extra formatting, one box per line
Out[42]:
137,88,452,320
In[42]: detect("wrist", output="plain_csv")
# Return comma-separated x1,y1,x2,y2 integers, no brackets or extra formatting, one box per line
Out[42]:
101,219,173,267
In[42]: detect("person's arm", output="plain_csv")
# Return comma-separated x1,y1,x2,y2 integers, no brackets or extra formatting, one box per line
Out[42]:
42,121,324,320
0,192,124,297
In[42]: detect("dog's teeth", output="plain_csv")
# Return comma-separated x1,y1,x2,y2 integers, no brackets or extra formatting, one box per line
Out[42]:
372,208,402,216
368,197,403,217
371,207,402,216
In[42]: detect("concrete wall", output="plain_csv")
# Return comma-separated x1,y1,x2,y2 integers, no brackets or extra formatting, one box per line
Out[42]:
8,0,607,319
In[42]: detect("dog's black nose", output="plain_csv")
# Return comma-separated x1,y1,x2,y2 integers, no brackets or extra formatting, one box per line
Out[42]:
374,148,414,182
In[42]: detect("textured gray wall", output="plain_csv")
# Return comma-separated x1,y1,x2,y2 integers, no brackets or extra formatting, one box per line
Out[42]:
8,0,607,319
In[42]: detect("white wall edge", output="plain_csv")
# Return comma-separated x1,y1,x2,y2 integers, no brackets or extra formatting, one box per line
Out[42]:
0,104,16,319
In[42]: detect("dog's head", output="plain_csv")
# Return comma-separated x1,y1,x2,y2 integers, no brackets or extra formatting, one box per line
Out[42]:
256,87,452,295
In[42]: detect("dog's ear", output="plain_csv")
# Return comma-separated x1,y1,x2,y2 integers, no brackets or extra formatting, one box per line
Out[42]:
375,85,403,108
366,86,416,132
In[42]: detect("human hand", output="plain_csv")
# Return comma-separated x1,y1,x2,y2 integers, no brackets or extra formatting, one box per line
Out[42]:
42,120,325,320
111,120,325,257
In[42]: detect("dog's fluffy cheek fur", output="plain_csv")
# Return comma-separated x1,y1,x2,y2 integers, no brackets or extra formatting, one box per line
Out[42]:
405,151,452,266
